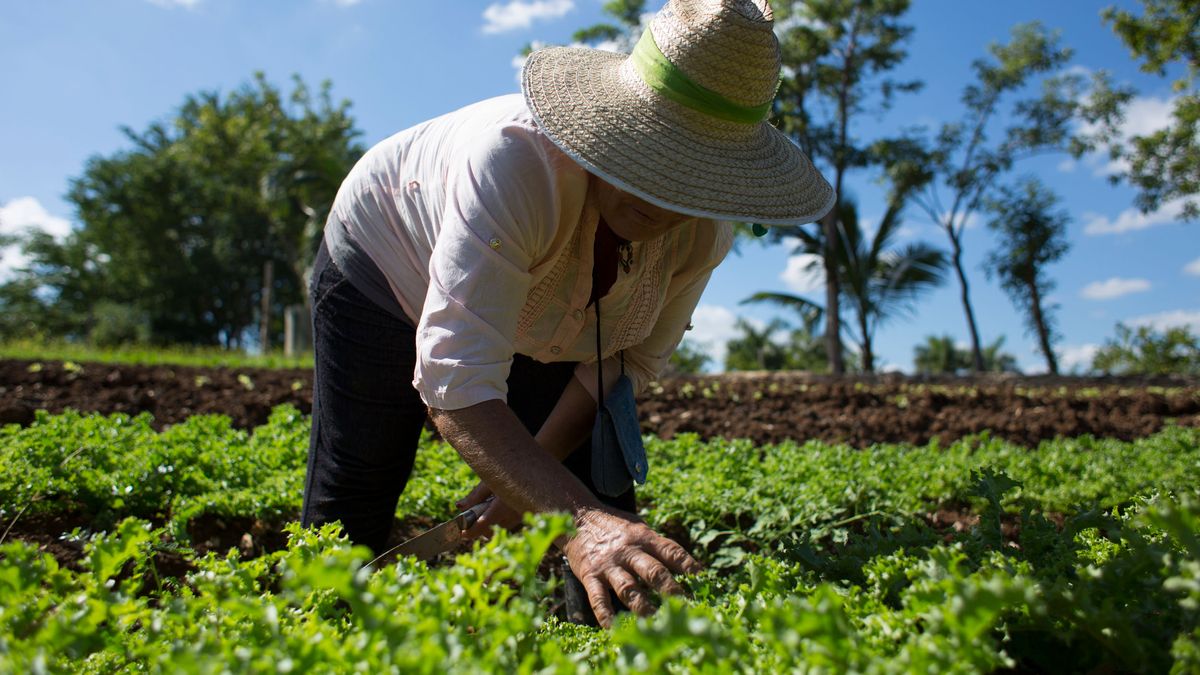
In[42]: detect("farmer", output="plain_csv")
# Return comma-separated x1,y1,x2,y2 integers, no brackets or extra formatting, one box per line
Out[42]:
301,0,832,627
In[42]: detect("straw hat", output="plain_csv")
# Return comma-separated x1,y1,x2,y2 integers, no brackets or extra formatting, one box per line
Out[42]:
522,0,834,226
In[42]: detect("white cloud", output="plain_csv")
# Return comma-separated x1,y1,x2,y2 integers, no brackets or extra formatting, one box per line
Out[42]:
1059,344,1100,372
935,211,981,231
1111,95,1177,141
0,197,71,239
1127,309,1200,333
145,0,202,8
1184,256,1200,277
1056,158,1076,173
685,305,764,371
1080,277,1151,300
0,197,72,281
0,246,28,282
780,253,824,294
1082,196,1188,235
326,0,362,6
773,12,822,42
1080,94,1178,177
482,0,573,34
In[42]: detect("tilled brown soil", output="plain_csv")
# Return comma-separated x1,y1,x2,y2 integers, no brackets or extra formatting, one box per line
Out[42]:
1,358,1198,447
4,359,1194,579
639,372,1200,447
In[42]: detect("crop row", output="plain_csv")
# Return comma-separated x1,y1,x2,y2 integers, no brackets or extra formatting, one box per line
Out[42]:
1,409,1198,672
2,407,1197,542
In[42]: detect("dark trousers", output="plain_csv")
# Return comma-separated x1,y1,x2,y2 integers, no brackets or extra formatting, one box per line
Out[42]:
301,247,634,555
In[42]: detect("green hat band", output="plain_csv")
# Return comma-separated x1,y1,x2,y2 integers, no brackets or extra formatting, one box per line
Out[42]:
630,28,774,125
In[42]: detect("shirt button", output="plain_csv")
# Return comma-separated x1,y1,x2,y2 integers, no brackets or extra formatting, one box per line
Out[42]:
573,309,583,321
550,346,562,355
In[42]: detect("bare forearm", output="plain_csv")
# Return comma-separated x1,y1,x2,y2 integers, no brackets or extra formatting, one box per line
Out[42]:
431,400,602,517
533,371,618,461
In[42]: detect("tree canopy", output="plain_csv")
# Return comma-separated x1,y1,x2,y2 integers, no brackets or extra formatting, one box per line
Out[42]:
0,73,363,347
769,0,921,374
1084,0,1199,219
877,22,1082,372
983,179,1071,375
1092,323,1200,376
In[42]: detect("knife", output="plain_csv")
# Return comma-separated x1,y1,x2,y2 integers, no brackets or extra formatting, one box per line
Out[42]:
375,498,493,563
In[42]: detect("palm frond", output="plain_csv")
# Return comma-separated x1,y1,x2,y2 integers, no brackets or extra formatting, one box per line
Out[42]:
740,291,825,333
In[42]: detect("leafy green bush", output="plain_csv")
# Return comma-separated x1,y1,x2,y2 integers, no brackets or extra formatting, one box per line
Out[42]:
1093,322,1200,376
86,301,151,347
1,489,1197,672
2,408,1199,671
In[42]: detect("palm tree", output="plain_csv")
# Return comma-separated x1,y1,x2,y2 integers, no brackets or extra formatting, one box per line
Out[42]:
914,335,968,374
915,334,1021,374
981,336,1020,373
724,318,792,371
746,193,948,372
739,292,823,334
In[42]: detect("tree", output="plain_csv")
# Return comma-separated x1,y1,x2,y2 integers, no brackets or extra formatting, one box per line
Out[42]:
913,335,969,375
532,0,645,58
2,73,363,347
830,196,946,372
879,22,1083,372
0,228,109,341
1092,323,1200,375
914,334,1019,374
983,179,1071,375
782,325,832,372
770,0,921,374
571,0,646,49
981,336,1020,373
739,291,823,335
724,318,792,371
723,318,831,372
666,339,711,375
1082,0,1199,219
750,194,947,373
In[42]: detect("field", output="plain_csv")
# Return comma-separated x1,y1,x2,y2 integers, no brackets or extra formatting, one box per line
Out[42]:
1,358,1199,672
3,358,1198,445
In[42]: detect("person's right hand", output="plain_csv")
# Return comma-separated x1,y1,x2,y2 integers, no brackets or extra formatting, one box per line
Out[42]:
562,506,703,628
456,481,522,540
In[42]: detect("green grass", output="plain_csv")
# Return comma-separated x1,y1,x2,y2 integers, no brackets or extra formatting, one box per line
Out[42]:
0,339,313,370
1,408,1198,673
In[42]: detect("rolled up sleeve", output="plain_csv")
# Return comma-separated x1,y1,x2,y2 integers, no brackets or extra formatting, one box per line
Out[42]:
414,128,562,410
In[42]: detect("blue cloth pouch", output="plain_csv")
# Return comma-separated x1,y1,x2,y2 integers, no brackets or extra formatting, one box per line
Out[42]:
591,373,648,497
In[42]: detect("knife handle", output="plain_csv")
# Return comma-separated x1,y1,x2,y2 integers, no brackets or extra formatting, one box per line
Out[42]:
456,497,494,531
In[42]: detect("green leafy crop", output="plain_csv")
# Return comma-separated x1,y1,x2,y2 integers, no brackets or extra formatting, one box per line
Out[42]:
1,408,1198,672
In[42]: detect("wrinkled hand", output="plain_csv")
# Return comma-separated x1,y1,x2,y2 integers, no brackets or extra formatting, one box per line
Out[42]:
563,507,703,628
457,482,522,539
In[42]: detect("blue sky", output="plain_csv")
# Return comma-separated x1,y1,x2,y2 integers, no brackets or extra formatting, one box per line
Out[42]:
2,0,1197,372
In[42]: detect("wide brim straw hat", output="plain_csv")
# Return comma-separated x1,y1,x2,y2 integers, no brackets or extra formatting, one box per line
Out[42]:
522,0,834,226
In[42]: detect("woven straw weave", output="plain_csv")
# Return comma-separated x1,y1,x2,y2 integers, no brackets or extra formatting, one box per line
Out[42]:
523,0,833,225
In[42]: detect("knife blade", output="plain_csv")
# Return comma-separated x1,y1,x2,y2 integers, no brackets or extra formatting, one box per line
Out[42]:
385,498,492,562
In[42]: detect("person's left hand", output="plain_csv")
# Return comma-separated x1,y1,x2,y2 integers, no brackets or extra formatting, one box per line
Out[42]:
457,482,523,539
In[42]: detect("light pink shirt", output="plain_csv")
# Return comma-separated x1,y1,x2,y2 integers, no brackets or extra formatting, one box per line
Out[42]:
327,94,732,410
